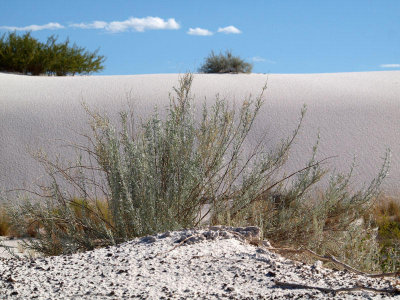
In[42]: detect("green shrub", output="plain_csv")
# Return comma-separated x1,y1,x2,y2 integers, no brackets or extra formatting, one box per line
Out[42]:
8,73,275,254
0,32,105,76
199,50,253,73
6,74,390,272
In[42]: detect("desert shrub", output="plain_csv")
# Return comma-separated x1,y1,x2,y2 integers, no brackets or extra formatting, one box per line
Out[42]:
8,73,276,254
0,32,105,75
199,50,253,73
6,74,390,271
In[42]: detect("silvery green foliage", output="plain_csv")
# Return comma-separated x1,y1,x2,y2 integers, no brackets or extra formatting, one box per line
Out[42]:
222,147,390,272
6,74,391,271
8,73,299,255
89,73,286,238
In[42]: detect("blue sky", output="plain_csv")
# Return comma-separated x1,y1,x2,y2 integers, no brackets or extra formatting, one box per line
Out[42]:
0,0,399,75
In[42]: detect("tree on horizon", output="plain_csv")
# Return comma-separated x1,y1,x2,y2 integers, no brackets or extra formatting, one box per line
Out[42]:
0,31,105,76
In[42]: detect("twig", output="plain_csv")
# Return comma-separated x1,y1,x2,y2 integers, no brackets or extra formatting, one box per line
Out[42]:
230,156,335,220
0,240,23,260
151,228,259,259
275,281,400,295
150,233,202,259
266,247,400,278
190,254,214,260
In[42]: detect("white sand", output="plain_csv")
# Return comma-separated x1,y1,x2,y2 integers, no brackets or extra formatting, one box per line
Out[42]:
0,71,399,196
0,226,398,299
0,237,38,259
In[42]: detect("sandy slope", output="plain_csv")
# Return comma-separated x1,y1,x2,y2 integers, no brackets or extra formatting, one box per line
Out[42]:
1,226,398,299
0,71,400,196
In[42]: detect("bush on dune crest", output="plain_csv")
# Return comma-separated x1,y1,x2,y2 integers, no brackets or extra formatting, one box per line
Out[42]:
0,32,105,76
199,50,253,73
5,74,392,272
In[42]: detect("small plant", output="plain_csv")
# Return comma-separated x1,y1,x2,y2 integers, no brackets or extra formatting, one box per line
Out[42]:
199,50,253,73
0,31,105,76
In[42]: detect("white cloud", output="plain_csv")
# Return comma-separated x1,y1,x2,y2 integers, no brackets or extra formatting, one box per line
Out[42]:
252,57,276,64
0,22,64,31
70,21,107,29
252,56,266,62
70,17,180,33
217,25,241,34
187,27,213,36
380,64,400,68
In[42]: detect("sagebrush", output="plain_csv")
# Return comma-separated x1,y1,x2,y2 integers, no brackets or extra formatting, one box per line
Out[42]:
5,74,392,272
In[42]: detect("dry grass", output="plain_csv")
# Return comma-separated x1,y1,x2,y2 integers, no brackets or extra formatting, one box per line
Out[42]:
0,198,112,239
369,194,400,271
0,205,36,237
369,194,400,242
4,193,400,271
372,194,400,223
0,206,11,236
68,198,113,228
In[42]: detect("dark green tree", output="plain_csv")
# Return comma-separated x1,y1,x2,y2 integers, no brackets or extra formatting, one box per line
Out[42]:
199,50,253,74
0,32,105,76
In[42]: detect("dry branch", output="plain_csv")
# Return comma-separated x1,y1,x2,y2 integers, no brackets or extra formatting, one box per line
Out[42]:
275,281,400,295
267,246,400,278
150,233,201,259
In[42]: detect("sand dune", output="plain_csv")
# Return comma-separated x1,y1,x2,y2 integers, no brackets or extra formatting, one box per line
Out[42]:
0,226,396,298
0,71,399,196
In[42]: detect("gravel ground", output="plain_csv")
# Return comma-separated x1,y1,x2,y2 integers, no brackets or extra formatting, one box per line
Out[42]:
0,226,399,299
